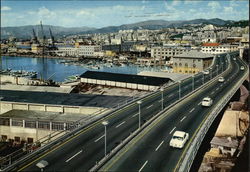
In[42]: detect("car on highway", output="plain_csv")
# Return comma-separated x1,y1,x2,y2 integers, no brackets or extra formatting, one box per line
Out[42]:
169,131,189,148
240,66,245,70
201,97,213,107
218,77,225,82
233,58,236,61
203,70,209,75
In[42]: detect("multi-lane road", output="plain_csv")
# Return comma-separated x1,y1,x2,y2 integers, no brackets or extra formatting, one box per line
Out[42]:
99,54,247,171
18,54,228,171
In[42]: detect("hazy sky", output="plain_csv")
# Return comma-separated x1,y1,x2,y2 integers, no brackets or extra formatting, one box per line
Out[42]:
1,0,249,28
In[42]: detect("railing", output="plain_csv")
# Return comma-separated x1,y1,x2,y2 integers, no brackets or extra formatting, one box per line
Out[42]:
176,54,249,172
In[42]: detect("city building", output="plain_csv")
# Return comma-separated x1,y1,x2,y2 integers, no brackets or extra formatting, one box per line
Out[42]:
56,45,101,57
31,44,44,54
173,50,214,74
151,46,192,61
201,43,238,54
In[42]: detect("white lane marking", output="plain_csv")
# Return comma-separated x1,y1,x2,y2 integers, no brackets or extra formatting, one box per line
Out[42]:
198,102,201,105
196,80,199,83
116,121,126,128
65,150,82,163
94,134,105,142
132,113,138,118
211,91,215,95
180,116,186,122
139,160,148,172
169,127,176,134
155,141,164,151
189,108,195,113
168,93,174,98
216,88,219,91
158,100,162,103
146,104,153,109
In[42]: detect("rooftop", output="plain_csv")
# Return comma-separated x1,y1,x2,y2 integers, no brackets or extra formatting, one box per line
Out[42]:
174,50,213,59
202,43,221,47
0,110,89,123
0,90,129,108
80,71,171,86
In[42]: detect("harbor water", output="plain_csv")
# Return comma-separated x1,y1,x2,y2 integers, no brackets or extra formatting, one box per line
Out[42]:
1,56,170,82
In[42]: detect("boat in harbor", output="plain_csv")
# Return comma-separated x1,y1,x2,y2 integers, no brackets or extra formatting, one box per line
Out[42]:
0,69,37,78
65,75,80,82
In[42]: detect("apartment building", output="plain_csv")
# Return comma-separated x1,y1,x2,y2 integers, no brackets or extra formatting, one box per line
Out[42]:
151,46,192,61
201,43,238,54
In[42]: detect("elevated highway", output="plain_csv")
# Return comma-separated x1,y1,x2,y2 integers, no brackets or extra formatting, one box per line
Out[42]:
99,53,248,172
3,52,243,172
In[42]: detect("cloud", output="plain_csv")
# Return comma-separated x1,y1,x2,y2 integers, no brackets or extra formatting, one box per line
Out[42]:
1,6,11,11
38,7,55,18
208,1,221,10
172,0,180,6
224,6,234,13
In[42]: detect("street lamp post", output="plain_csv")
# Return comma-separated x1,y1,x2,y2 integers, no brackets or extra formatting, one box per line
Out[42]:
102,121,109,157
137,100,142,129
210,68,212,80
160,87,164,110
178,81,181,99
192,75,195,91
203,72,205,85
216,64,219,76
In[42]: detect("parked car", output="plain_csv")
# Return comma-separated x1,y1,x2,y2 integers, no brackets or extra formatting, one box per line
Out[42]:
169,131,189,148
203,70,209,75
218,77,225,82
240,66,245,70
202,97,213,107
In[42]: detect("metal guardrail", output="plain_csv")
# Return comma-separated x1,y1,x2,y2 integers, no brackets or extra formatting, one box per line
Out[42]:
0,52,227,171
177,54,249,172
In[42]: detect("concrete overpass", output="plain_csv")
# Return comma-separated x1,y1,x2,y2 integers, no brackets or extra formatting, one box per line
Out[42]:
1,52,248,172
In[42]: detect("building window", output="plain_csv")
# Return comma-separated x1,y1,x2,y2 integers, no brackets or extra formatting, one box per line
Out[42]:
185,63,188,67
14,136,20,143
193,64,196,67
27,138,33,143
1,135,7,141
179,63,182,67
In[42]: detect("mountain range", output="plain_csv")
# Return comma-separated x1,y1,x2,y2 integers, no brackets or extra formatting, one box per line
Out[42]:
0,18,247,39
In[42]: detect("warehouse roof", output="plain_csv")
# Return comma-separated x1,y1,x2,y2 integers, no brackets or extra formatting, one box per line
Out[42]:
174,50,213,59
0,90,129,108
80,71,171,86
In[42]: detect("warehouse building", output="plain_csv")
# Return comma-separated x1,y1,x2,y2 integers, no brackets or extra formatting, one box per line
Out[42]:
0,110,93,143
173,50,214,74
80,71,171,91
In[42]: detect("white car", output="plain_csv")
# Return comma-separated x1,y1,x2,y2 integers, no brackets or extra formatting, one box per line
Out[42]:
218,77,225,82
233,58,236,61
203,70,209,75
240,66,245,70
202,97,213,107
169,131,189,148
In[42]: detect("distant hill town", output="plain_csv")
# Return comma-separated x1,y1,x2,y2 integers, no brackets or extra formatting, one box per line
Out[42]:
1,18,248,39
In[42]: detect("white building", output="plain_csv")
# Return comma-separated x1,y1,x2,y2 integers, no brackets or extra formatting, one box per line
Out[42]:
151,46,192,61
201,43,238,54
56,45,101,57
